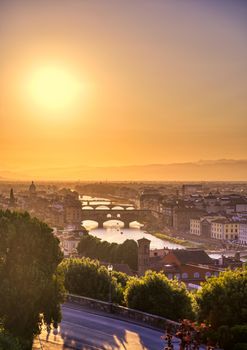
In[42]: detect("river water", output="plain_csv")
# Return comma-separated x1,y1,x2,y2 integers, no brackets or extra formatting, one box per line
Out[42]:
80,196,183,249
80,196,247,259
82,226,182,254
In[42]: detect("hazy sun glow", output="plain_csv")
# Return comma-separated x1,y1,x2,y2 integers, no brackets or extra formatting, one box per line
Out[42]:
26,66,82,111
1,0,247,178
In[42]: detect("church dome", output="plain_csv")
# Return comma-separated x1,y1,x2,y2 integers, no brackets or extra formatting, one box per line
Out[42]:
29,181,36,193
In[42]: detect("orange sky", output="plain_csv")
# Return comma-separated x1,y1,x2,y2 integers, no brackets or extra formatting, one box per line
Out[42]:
1,0,247,179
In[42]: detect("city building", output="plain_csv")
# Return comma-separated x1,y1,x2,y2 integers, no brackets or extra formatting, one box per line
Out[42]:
139,189,163,212
173,207,205,232
182,184,203,196
190,215,225,237
64,198,82,227
211,218,239,240
239,222,247,245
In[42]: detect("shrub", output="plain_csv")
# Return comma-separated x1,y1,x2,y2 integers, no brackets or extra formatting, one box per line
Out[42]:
124,270,193,321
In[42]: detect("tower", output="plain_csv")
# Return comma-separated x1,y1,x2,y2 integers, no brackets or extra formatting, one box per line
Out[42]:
29,181,36,197
137,237,151,276
9,188,15,207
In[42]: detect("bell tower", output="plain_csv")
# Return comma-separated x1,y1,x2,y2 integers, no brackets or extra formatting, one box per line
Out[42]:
137,237,151,276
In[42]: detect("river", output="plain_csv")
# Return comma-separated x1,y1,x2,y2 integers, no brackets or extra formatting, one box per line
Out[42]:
80,195,184,250
80,196,247,259
86,225,183,250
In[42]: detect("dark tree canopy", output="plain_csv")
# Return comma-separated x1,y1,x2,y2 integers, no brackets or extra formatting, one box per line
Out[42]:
77,234,138,270
124,270,193,321
0,331,22,350
196,267,247,328
59,257,126,304
0,210,64,349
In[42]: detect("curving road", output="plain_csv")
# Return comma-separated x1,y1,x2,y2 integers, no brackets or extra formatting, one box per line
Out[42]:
36,302,176,350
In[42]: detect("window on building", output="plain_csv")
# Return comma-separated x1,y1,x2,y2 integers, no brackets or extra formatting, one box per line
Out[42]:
182,273,188,279
167,274,173,280
144,245,149,254
205,272,211,278
175,273,181,279
194,272,200,279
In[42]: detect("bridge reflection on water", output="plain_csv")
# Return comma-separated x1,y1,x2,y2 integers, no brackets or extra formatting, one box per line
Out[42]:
83,221,184,250
80,195,183,250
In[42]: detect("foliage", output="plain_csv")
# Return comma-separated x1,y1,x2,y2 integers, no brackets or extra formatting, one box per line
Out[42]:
59,258,124,304
233,344,247,350
153,233,191,246
217,325,247,349
231,325,247,345
124,270,193,321
0,330,22,350
196,267,247,328
77,233,138,270
112,270,130,288
0,210,65,349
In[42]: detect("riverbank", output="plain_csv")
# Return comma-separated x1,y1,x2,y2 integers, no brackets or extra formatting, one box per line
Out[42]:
151,232,199,248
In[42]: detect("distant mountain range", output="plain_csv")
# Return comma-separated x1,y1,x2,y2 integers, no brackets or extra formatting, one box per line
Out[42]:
1,159,247,181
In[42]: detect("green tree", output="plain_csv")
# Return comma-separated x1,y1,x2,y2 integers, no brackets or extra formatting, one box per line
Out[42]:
77,234,138,270
124,270,193,321
117,239,138,270
0,210,65,350
112,270,130,288
59,257,122,303
0,330,22,350
196,267,247,328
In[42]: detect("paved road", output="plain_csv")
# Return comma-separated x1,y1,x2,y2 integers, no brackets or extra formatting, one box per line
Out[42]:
37,302,177,350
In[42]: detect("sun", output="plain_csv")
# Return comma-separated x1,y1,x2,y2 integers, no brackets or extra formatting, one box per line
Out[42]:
26,66,82,111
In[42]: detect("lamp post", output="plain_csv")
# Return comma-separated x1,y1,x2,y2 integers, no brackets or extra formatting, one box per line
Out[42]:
107,264,113,308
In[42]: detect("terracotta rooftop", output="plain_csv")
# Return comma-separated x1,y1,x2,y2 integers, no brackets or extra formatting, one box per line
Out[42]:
171,249,213,265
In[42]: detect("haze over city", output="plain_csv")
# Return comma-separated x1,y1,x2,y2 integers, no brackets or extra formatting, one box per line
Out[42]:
1,0,247,180
1,2,247,349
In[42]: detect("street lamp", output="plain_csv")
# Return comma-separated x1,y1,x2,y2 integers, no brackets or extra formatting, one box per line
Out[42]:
107,264,113,306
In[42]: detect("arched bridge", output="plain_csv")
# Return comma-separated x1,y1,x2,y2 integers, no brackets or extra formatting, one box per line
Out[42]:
81,209,152,228
82,203,134,210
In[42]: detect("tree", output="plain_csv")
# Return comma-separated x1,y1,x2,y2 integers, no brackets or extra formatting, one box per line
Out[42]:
117,239,138,270
59,257,123,303
77,234,138,270
196,267,247,328
112,270,130,288
124,270,193,321
0,210,65,350
0,330,22,350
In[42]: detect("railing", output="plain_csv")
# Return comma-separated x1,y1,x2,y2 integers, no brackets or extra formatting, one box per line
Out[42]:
67,294,179,333
32,336,44,350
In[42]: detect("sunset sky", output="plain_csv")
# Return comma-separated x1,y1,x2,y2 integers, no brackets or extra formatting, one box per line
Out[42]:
1,0,247,179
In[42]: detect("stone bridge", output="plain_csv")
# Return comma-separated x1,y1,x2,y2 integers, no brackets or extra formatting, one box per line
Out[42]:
81,209,152,228
82,203,134,210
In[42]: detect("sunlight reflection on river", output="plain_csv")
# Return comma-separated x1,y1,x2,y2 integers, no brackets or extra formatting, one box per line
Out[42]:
82,220,183,250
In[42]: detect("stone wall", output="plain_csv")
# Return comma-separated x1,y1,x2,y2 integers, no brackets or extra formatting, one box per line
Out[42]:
67,294,179,332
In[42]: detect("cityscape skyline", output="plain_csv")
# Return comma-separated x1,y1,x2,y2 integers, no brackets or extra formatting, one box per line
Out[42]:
1,2,247,349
